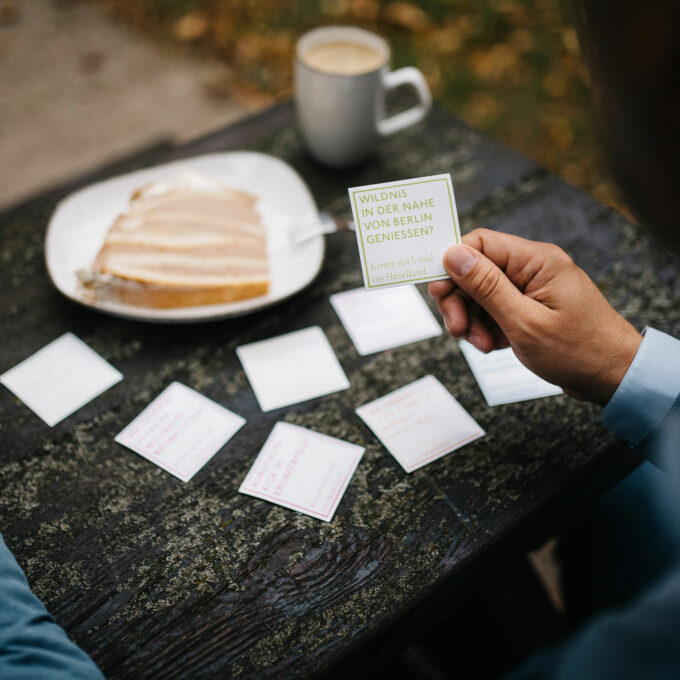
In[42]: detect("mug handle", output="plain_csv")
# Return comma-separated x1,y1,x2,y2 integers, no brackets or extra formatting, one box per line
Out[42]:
377,67,432,137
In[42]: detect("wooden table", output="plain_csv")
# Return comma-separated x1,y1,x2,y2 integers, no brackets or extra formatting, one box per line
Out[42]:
1,102,677,679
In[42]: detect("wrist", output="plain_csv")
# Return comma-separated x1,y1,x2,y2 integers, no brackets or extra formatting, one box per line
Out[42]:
599,326,643,406
601,328,680,444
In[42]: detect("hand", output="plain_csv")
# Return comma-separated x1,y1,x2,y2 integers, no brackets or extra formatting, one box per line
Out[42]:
428,229,642,405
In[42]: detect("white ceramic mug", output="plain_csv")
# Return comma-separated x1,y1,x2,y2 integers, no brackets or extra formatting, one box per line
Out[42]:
295,26,432,167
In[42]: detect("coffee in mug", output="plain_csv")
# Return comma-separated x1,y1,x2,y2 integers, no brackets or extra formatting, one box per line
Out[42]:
295,26,432,167
302,41,385,75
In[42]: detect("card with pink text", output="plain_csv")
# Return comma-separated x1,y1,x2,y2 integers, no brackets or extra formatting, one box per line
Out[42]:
239,422,364,522
115,382,245,482
356,375,484,473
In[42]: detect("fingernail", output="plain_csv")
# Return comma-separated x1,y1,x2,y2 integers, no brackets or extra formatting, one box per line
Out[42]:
447,246,477,277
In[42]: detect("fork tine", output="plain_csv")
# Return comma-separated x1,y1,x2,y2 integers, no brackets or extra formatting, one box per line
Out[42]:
285,212,351,244
285,212,321,233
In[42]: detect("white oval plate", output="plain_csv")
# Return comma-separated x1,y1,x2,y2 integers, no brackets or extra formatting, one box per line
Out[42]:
45,152,324,322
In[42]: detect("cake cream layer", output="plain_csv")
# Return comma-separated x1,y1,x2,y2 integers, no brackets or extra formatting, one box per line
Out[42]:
84,181,270,308
102,230,266,250
98,249,268,287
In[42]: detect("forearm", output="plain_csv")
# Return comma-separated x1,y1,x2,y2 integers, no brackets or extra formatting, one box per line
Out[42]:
0,534,104,680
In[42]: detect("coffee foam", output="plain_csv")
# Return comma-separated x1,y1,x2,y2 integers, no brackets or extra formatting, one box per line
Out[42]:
302,40,385,75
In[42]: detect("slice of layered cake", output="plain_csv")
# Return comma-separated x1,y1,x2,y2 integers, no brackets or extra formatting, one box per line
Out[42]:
79,174,269,308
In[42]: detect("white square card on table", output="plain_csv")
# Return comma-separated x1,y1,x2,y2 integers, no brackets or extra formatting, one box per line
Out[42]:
330,285,441,356
239,422,364,522
356,375,484,473
236,326,350,412
0,332,122,426
459,340,562,407
115,382,245,482
348,174,461,290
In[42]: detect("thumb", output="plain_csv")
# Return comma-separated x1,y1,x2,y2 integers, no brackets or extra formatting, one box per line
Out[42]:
443,245,526,328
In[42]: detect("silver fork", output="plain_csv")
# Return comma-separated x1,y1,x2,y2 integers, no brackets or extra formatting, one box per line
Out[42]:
286,212,355,244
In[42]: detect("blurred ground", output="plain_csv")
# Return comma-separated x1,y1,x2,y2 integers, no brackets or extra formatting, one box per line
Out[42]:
1,1,630,215
90,0,629,216
0,0,261,209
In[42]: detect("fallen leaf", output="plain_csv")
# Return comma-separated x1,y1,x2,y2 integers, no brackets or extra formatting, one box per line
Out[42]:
174,11,209,42
382,2,431,33
430,26,463,55
509,29,533,53
561,28,580,56
323,0,349,18
543,72,567,97
547,118,573,149
348,0,379,21
470,44,519,81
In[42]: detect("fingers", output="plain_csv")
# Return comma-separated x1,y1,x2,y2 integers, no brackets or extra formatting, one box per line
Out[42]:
430,228,643,404
462,228,545,270
428,279,454,298
430,229,543,300
466,316,498,352
463,228,573,295
430,229,550,302
442,244,527,331
433,229,567,353
437,288,510,352
437,289,469,335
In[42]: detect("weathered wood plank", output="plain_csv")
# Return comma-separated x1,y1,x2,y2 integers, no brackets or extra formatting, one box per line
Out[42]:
1,103,674,678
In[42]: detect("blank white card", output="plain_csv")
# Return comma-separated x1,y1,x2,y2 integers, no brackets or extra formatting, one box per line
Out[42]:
330,286,441,355
236,326,350,412
459,340,562,406
0,332,122,426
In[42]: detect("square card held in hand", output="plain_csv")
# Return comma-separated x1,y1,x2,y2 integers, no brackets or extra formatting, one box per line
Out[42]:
348,174,461,290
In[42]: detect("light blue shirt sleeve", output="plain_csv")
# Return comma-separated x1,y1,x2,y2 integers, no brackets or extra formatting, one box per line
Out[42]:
601,327,680,445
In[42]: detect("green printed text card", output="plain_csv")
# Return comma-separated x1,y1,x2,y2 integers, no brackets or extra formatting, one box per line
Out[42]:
349,174,461,290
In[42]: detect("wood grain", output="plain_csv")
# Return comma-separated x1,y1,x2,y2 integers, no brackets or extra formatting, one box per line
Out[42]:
1,103,675,678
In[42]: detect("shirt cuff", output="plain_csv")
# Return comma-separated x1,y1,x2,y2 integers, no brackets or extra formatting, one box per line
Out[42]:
601,328,680,444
